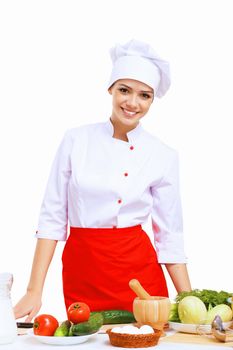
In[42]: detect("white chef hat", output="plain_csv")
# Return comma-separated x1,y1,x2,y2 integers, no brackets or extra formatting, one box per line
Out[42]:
108,39,171,98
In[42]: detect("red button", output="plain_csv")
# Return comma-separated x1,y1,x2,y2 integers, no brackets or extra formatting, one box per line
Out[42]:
124,172,128,177
118,199,122,204
130,146,134,150
113,225,117,229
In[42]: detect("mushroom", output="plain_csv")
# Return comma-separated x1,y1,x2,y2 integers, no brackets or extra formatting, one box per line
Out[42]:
211,315,233,342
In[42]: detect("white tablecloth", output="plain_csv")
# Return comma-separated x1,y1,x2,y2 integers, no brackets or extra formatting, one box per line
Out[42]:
0,332,228,350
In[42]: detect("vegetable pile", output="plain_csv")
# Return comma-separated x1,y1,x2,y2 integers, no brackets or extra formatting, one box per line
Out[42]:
33,301,101,337
33,301,136,337
169,289,233,325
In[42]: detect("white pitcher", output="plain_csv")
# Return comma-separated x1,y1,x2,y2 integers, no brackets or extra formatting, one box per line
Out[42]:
0,273,17,344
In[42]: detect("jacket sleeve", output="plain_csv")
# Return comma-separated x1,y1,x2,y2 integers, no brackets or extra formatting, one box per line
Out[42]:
35,130,72,241
151,151,187,263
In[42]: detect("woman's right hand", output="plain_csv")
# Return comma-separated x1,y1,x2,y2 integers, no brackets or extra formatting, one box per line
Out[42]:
13,291,42,322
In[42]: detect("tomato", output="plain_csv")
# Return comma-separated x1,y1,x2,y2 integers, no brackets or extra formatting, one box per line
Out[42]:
67,302,90,324
33,314,59,336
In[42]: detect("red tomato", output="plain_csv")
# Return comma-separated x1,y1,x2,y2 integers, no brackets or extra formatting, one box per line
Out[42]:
33,314,59,336
67,302,90,323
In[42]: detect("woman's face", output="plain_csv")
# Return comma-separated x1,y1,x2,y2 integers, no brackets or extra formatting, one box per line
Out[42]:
108,79,154,129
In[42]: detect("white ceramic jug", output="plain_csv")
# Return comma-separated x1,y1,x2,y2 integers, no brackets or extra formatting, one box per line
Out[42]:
0,273,17,344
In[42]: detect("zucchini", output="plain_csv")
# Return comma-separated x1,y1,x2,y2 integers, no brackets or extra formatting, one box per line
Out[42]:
54,320,71,336
69,313,103,336
91,310,136,324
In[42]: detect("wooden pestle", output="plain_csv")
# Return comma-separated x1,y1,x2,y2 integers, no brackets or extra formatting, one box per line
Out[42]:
129,279,153,300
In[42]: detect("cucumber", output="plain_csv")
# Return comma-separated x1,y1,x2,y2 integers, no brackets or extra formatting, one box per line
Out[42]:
69,313,103,336
91,310,136,324
54,320,71,336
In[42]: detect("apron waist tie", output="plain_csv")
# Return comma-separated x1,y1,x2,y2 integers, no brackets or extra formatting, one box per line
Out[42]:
70,224,142,234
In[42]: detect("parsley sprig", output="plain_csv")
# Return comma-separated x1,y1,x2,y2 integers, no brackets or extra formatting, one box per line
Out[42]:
175,289,232,309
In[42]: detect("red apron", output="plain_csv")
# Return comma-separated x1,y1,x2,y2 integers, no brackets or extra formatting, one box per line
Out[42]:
62,225,168,312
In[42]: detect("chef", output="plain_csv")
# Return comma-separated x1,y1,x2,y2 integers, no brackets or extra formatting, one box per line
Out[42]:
14,39,191,321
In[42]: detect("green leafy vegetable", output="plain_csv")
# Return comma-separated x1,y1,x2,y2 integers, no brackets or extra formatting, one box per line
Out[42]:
168,303,180,322
175,289,232,309
170,289,232,323
204,304,233,324
178,296,207,324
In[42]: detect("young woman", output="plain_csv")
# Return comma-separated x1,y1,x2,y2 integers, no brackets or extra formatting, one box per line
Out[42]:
14,39,191,321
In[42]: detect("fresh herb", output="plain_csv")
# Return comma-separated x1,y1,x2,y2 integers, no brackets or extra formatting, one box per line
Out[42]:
175,289,232,309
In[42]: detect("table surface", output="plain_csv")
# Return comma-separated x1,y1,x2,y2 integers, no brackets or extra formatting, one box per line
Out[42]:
0,331,229,350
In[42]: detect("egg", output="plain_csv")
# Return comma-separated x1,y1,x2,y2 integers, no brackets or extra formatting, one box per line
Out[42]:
139,325,154,334
111,325,154,335
111,327,123,333
121,325,140,334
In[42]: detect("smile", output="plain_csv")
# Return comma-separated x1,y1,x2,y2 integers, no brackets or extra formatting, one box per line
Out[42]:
121,108,138,117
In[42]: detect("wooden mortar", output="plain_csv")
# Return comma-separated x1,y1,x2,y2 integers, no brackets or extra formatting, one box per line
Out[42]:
129,279,171,331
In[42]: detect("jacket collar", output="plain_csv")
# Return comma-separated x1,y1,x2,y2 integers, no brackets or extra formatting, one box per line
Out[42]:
105,118,142,143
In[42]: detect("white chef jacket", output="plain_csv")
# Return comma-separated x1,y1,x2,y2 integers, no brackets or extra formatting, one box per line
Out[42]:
36,119,187,264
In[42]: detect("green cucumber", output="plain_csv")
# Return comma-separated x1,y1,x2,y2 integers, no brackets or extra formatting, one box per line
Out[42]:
91,310,136,324
54,320,71,336
69,313,103,336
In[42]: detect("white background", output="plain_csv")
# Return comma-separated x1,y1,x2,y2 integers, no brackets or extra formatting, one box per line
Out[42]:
0,0,233,321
